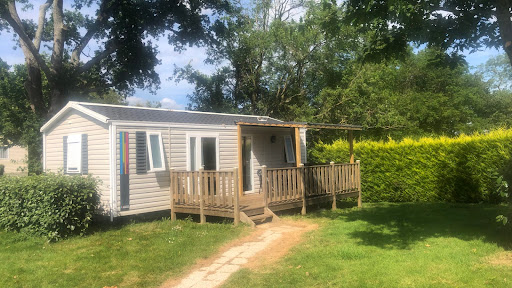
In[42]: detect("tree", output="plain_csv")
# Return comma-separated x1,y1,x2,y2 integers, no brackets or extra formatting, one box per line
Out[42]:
344,0,512,66
0,0,231,173
477,54,512,91
178,0,361,120
314,47,495,141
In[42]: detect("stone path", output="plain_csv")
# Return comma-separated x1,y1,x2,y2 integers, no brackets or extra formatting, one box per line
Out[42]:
171,224,301,288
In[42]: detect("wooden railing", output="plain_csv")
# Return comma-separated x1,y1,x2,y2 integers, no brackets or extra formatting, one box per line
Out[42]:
170,168,239,224
169,162,360,224
263,162,361,210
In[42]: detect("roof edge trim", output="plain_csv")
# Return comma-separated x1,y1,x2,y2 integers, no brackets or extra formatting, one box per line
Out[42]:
40,101,110,132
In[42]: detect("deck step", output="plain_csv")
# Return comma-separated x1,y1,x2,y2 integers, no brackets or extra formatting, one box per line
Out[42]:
243,206,265,217
249,211,274,225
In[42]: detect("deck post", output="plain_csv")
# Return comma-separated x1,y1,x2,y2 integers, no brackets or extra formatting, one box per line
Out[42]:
357,160,362,208
199,168,206,224
262,165,268,209
300,163,306,215
170,168,176,221
234,167,240,225
330,161,336,210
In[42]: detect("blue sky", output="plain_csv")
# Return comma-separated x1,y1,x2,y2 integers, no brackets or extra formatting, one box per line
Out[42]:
0,3,503,110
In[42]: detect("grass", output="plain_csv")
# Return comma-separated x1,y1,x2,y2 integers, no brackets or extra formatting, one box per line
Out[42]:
0,217,246,288
223,203,512,288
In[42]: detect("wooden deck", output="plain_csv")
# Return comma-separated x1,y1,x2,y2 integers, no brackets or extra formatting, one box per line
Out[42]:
170,162,361,226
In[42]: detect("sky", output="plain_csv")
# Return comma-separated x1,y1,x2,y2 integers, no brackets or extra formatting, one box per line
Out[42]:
0,3,503,111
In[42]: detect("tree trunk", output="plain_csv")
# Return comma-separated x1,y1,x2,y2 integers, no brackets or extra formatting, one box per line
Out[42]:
495,0,512,66
49,84,66,116
24,59,46,117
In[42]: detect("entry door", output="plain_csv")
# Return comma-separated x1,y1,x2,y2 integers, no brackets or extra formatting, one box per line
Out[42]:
189,136,218,171
242,136,252,192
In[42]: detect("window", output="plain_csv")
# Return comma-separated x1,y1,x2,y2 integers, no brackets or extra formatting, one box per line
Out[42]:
0,147,8,159
67,134,82,173
187,134,219,171
284,135,295,163
147,132,165,171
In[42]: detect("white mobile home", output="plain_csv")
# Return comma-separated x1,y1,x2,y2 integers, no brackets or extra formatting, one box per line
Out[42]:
41,101,362,224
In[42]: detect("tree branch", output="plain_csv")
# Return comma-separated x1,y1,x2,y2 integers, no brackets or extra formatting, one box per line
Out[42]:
0,1,53,78
71,0,109,65
34,0,52,50
78,43,117,73
51,0,65,73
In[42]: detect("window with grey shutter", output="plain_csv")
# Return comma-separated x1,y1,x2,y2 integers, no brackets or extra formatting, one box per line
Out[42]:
136,131,147,174
63,136,68,174
81,134,88,174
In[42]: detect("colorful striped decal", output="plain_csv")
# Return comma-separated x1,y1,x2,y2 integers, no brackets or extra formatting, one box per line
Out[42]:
120,132,129,175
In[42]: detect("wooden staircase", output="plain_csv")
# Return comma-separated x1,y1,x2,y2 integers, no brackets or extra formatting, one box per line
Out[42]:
239,194,279,227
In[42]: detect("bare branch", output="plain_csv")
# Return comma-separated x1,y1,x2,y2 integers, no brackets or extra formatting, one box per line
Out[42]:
34,0,52,50
1,1,53,78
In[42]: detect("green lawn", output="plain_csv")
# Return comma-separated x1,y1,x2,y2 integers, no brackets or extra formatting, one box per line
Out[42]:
0,218,246,288
223,203,512,288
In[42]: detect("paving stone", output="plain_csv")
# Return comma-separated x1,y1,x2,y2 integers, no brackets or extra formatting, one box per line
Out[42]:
202,263,222,272
231,257,248,265
184,270,208,281
190,280,216,288
217,264,240,273
205,272,232,283
214,256,231,264
221,248,242,258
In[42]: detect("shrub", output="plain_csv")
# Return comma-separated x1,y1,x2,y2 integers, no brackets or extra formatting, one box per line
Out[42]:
0,173,99,241
0,164,4,176
310,129,512,203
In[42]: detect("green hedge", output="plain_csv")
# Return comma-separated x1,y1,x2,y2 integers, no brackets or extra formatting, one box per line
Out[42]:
0,173,99,241
0,164,4,176
310,129,512,203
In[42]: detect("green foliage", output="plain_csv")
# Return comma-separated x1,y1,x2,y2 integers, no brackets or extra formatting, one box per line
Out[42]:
310,129,512,203
0,174,99,241
0,164,4,176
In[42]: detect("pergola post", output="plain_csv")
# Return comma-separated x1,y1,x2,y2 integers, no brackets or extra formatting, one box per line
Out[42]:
295,127,301,167
237,124,243,197
348,130,354,164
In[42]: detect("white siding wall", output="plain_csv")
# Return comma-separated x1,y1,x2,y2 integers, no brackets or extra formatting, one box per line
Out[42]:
115,125,237,216
0,146,27,174
44,111,110,212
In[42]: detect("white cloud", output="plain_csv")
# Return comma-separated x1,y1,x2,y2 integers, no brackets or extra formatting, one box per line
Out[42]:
125,96,145,106
160,97,184,110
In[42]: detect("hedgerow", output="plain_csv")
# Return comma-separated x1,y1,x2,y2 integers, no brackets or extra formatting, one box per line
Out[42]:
0,173,99,241
309,129,512,203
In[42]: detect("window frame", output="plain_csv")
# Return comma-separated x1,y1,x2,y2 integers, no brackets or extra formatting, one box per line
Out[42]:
0,146,9,159
284,135,296,164
186,132,220,171
67,134,82,174
146,131,166,172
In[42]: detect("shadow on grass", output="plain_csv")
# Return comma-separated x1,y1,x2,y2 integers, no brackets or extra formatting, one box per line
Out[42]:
89,210,236,235
309,202,512,250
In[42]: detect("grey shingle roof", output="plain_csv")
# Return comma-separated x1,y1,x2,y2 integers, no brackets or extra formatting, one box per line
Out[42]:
79,103,285,126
